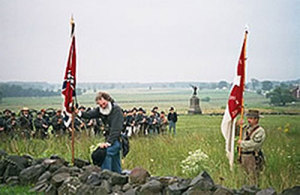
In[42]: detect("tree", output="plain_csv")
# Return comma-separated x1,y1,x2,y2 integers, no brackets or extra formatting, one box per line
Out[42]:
0,90,2,103
218,81,229,89
262,81,273,91
266,86,295,106
256,89,262,95
251,78,260,90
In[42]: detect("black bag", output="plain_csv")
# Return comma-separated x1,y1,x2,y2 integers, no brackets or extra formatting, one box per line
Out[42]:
121,134,130,158
255,150,265,171
91,147,107,167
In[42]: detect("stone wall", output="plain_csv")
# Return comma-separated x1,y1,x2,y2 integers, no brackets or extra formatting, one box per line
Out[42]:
0,150,299,195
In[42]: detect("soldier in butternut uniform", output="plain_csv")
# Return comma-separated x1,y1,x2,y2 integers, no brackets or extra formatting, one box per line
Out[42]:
238,110,266,185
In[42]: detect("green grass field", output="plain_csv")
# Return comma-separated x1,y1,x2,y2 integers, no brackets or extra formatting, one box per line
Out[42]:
0,88,299,193
1,88,299,114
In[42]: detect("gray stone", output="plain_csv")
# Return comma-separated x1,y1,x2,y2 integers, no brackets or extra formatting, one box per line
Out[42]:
110,172,128,185
99,169,114,180
45,184,57,195
52,166,70,175
86,172,101,186
33,157,48,165
125,188,137,195
3,164,22,181
94,186,110,195
30,182,49,193
83,164,102,173
112,184,122,192
100,179,112,194
79,165,102,183
22,154,34,164
139,179,163,195
57,176,82,195
50,154,69,165
5,176,19,186
38,171,52,182
158,176,179,187
0,160,6,177
129,167,151,185
240,185,260,195
281,186,300,195
183,188,212,195
167,180,191,195
77,184,95,195
19,164,47,184
189,171,214,191
51,172,71,188
46,159,67,173
69,166,82,177
74,158,90,168
0,150,7,159
6,155,31,169
35,178,48,186
123,183,133,192
256,187,276,195
213,186,233,195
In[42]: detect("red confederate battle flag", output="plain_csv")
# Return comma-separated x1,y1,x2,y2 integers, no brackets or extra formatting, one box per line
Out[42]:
221,30,248,167
62,17,76,126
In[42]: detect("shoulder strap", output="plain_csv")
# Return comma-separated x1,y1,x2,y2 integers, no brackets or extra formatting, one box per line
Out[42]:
246,125,260,140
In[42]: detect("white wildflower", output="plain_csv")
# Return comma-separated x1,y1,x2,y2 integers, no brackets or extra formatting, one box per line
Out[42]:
181,148,209,175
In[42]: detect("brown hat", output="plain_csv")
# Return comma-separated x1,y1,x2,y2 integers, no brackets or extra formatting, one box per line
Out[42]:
246,110,260,118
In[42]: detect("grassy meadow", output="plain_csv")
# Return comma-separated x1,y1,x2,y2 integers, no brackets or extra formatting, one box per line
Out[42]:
0,88,299,193
1,88,299,114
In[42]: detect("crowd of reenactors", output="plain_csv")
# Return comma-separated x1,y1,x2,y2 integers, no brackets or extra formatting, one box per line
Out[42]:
0,106,178,139
123,106,177,136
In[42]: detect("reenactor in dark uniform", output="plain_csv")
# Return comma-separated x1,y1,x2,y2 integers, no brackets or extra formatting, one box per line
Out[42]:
125,109,135,137
159,111,168,134
152,106,160,118
3,109,12,122
122,110,128,133
75,91,124,173
76,106,88,134
19,107,34,139
168,107,178,135
74,116,85,133
34,111,49,139
147,110,159,134
135,107,147,135
51,109,65,136
6,112,19,138
41,109,51,127
0,115,7,137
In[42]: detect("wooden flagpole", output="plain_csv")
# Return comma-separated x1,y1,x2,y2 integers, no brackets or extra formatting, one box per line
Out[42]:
70,16,75,165
71,101,75,165
238,30,248,158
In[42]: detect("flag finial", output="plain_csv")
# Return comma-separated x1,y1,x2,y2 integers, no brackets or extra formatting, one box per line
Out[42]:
245,25,249,34
70,15,75,37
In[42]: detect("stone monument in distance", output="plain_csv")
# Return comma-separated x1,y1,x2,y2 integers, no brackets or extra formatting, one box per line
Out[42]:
188,85,202,114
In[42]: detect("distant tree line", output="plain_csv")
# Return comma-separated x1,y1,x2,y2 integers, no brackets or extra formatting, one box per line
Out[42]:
1,79,299,92
0,84,60,98
0,83,85,99
266,84,297,106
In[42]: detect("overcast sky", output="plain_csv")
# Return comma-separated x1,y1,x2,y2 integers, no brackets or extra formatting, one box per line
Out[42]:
0,0,299,83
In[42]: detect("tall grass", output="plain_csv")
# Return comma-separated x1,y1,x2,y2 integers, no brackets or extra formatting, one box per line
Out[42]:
1,115,299,192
